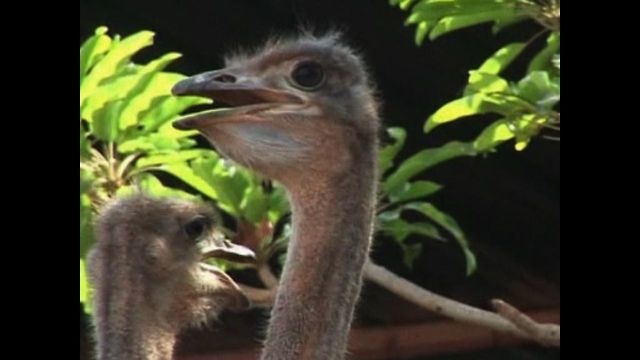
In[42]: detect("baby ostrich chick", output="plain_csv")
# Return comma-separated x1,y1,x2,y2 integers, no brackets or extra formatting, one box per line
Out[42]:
87,194,255,360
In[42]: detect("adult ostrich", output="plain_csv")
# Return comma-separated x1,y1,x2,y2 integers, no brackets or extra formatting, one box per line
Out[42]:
172,33,380,360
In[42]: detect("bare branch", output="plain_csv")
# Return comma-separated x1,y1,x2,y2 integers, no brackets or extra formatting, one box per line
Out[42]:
237,260,560,347
364,261,560,347
491,299,560,346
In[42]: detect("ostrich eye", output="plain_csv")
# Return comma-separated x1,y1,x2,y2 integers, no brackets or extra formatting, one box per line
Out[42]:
291,61,325,90
183,215,210,241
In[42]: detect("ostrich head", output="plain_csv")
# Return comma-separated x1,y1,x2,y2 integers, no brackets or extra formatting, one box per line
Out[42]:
172,33,380,188
88,195,255,334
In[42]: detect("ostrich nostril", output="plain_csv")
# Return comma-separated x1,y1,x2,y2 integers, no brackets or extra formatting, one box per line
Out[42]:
213,74,236,83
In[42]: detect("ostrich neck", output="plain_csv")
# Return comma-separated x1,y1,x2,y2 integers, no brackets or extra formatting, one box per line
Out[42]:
261,144,378,360
94,274,177,360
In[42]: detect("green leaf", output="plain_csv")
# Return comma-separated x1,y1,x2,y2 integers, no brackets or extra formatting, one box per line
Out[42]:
399,0,418,10
160,162,219,200
80,26,112,84
92,99,125,142
516,71,559,107
474,115,544,152
492,14,527,33
196,158,249,216
379,127,407,174
378,216,443,243
388,180,443,203
81,71,143,122
136,149,211,168
473,118,515,152
241,185,269,224
405,202,476,275
138,95,211,134
118,133,185,153
477,42,526,75
466,71,509,94
383,141,476,193
528,32,560,73
118,173,198,201
80,30,155,106
80,258,90,308
117,55,183,130
410,0,509,23
267,186,291,223
415,21,431,45
429,10,518,40
425,93,505,133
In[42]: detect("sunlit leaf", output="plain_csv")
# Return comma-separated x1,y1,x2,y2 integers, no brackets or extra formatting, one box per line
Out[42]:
138,95,211,134
80,259,90,309
473,118,514,152
466,71,509,94
136,149,211,168
80,26,111,83
241,185,269,224
92,99,125,142
492,14,527,33
383,141,476,193
516,71,559,107
117,173,198,201
80,31,155,106
429,10,517,40
415,21,430,45
159,162,219,201
477,42,526,75
425,93,505,133
117,56,184,130
528,32,560,73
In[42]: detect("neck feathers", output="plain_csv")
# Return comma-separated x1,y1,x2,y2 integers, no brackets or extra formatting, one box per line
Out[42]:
261,138,378,360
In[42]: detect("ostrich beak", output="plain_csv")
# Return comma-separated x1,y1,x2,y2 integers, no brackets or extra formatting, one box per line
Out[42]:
199,237,256,264
198,235,255,311
171,69,303,130
199,262,252,311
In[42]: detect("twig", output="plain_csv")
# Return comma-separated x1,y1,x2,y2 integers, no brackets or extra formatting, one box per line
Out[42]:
491,299,560,346
364,261,560,347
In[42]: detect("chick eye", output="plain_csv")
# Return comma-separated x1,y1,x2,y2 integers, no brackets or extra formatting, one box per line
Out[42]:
183,215,210,241
291,61,325,90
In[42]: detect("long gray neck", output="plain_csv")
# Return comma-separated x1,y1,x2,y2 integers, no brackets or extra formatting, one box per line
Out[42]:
261,142,378,360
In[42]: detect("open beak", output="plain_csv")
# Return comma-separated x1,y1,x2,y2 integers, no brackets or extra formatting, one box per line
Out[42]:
171,69,303,131
199,237,256,264
199,262,252,311
198,235,256,311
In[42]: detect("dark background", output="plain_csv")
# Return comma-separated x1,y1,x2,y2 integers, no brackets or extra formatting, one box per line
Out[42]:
80,1,559,359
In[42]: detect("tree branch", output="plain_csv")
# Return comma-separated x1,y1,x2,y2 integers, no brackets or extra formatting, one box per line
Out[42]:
363,261,560,347
238,260,560,347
